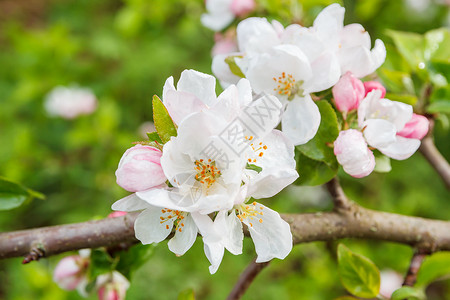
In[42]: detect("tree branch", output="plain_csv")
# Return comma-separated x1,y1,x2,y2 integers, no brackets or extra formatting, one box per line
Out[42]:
403,250,429,287
419,135,450,190
226,258,270,300
325,177,351,211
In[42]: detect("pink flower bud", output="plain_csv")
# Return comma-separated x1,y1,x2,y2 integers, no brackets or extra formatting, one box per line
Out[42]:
44,86,97,119
379,270,403,298
97,272,129,300
115,145,166,192
107,211,127,218
334,129,375,178
363,81,386,98
397,113,429,140
230,0,256,17
212,32,238,56
53,255,89,290
332,72,365,113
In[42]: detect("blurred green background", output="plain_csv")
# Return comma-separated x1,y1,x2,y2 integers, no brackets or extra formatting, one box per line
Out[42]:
0,0,449,299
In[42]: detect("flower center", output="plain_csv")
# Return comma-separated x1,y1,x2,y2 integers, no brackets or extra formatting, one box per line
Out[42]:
194,159,221,189
246,137,267,164
235,202,264,227
160,209,186,232
272,72,304,100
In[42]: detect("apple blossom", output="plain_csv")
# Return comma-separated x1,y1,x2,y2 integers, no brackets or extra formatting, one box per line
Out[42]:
379,270,403,298
332,72,365,113
96,271,130,300
53,249,90,295
397,113,430,140
212,32,238,56
363,81,386,98
334,129,375,178
44,86,97,119
201,0,255,32
115,145,166,193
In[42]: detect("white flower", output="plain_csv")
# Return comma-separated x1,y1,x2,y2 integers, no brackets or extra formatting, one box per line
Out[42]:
44,86,97,119
358,90,421,160
112,194,198,256
201,0,256,32
96,271,130,300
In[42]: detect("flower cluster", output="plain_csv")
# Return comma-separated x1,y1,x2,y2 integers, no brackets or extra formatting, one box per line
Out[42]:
201,0,256,31
113,70,298,273
212,4,387,145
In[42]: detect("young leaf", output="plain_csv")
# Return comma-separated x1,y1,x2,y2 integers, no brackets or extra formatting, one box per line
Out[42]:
424,28,450,62
225,55,245,78
294,151,337,186
115,244,154,279
152,95,177,144
337,244,380,298
0,177,44,211
246,163,263,173
391,286,424,300
147,131,163,143
416,252,450,288
387,30,425,71
88,249,114,280
178,288,195,300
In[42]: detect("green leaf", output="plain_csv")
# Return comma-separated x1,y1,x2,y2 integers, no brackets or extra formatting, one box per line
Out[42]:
333,297,359,300
427,101,450,114
424,28,450,62
294,100,339,186
115,244,154,279
337,244,380,298
0,177,44,211
152,95,177,143
177,288,195,300
378,68,415,94
147,131,163,143
416,252,450,287
246,163,263,173
88,249,114,280
294,151,337,186
387,30,425,71
297,100,339,164
225,55,245,78
391,286,424,300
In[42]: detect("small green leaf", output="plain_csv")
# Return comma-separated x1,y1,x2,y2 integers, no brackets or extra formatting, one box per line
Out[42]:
115,244,154,279
178,288,195,300
225,55,245,78
0,177,44,211
424,28,450,62
391,286,424,300
427,101,450,114
416,252,450,288
147,131,163,143
246,163,262,173
378,68,415,94
88,250,114,280
294,151,337,186
387,30,425,71
152,95,177,143
337,244,380,298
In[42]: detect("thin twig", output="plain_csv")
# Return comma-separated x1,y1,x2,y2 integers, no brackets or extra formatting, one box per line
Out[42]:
325,177,352,211
226,258,270,300
419,135,450,190
403,250,429,287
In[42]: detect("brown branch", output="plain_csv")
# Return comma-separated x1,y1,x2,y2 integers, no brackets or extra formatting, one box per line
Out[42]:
325,177,351,211
403,250,429,287
226,258,270,300
419,135,450,190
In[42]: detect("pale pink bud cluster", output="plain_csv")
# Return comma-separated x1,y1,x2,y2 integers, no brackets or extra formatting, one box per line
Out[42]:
332,72,365,113
334,129,375,178
397,113,429,140
53,250,90,292
363,81,386,98
212,32,238,56
115,144,166,192
230,0,256,17
97,271,130,300
44,86,97,119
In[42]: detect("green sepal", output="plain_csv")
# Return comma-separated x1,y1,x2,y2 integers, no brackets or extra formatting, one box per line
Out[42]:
147,131,163,143
152,95,177,144
246,163,263,173
225,55,245,78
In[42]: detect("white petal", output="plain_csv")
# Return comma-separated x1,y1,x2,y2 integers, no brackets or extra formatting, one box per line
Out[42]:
340,23,371,49
215,211,243,255
236,78,253,107
304,51,341,93
168,213,198,256
134,207,173,244
313,3,345,44
339,39,386,78
163,89,207,125
136,188,188,212
242,203,293,262
212,53,242,88
281,24,325,61
363,119,397,149
201,11,234,32
236,17,280,55
204,240,225,274
177,70,217,107
377,136,421,160
281,95,321,145
111,193,151,212
246,130,298,198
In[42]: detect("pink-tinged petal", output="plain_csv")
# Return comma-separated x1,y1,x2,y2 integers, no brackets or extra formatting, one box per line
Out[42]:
332,71,365,112
281,95,321,146
240,203,292,262
230,0,255,16
107,211,127,218
363,81,386,98
397,113,429,140
53,255,89,291
115,145,166,192
212,32,238,56
334,129,375,178
97,272,129,300
377,136,421,160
